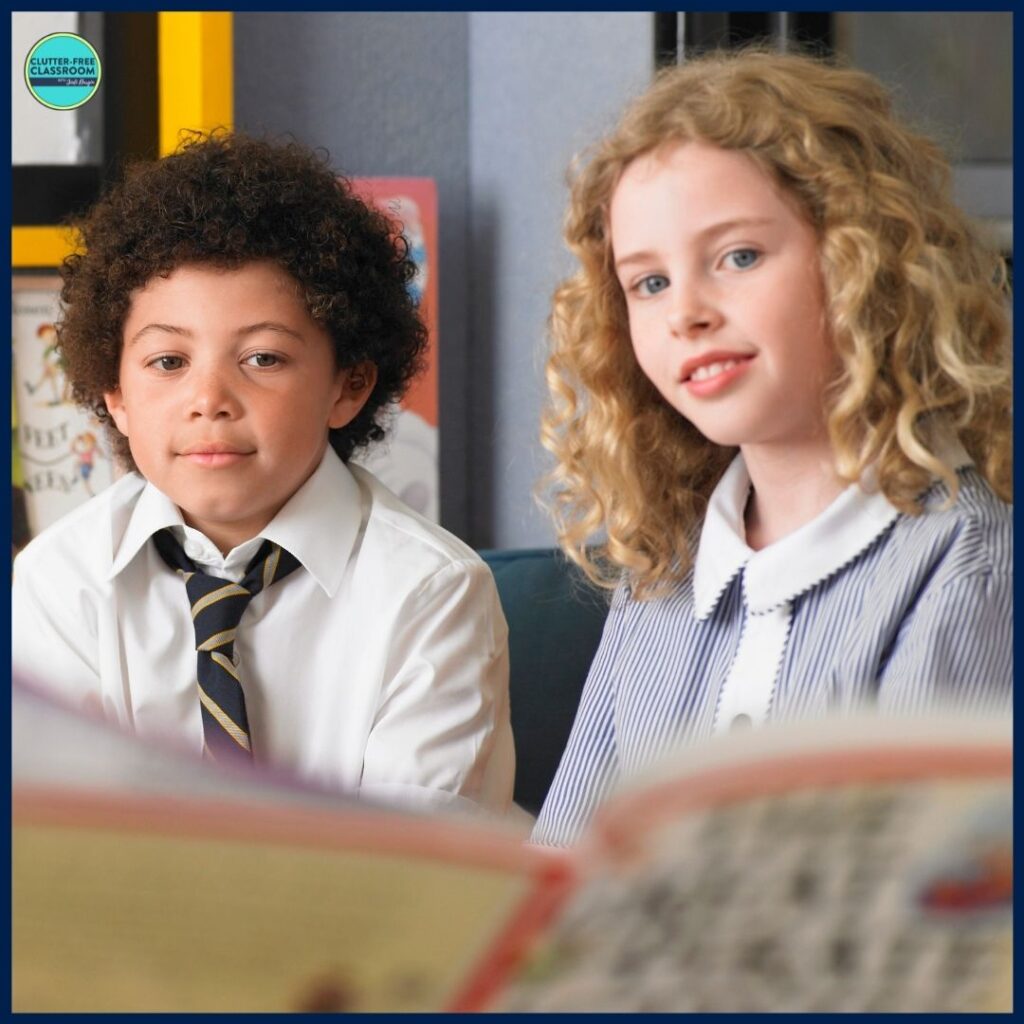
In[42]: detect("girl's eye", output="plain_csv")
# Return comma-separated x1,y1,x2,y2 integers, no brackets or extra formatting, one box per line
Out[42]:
245,352,280,368
723,248,760,270
150,355,184,372
635,274,670,297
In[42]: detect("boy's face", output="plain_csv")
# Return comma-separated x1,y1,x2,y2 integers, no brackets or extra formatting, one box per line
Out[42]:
610,141,834,460
105,261,375,553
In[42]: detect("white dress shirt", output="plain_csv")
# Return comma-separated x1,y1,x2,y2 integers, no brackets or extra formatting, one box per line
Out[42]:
12,448,514,817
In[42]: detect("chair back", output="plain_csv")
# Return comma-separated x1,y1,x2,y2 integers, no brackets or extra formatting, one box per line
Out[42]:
480,548,608,815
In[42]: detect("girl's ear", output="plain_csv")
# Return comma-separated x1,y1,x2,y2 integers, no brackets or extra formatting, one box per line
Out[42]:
103,387,130,436
328,361,378,430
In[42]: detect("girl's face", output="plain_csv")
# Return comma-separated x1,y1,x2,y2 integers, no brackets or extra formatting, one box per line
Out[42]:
610,141,835,457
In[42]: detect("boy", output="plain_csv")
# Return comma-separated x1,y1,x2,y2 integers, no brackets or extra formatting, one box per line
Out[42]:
12,132,514,817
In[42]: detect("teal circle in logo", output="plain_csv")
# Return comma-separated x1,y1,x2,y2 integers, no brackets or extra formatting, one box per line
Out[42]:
24,32,102,111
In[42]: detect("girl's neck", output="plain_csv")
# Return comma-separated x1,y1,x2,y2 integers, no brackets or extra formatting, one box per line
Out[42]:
741,439,845,552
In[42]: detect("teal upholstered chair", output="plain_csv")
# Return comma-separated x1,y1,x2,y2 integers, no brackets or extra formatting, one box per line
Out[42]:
479,548,609,816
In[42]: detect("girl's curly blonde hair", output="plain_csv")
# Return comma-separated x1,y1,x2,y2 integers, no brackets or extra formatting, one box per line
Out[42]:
540,47,1012,598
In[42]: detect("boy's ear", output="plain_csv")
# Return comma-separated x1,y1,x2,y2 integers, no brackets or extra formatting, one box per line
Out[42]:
103,387,129,436
328,361,378,429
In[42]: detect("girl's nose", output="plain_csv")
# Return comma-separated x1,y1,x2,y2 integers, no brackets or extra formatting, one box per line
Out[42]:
667,282,724,338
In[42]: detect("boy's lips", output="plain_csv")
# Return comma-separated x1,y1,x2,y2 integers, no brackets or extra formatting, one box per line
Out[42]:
178,443,255,467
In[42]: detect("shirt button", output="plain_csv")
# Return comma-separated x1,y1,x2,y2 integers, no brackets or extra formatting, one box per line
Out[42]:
730,713,753,731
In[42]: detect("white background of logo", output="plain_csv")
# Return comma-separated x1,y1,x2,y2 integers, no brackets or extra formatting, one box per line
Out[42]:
13,12,100,163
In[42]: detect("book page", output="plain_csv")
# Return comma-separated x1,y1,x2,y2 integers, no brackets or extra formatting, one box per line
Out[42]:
13,795,551,1012
491,714,1012,1012
12,681,565,1012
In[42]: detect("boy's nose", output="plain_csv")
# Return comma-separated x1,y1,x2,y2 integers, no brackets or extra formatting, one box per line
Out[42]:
188,369,241,419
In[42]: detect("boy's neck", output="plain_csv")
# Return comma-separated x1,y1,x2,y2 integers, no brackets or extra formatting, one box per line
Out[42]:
741,439,845,552
181,513,271,559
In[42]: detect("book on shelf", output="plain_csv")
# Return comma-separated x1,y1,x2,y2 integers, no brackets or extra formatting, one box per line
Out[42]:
12,676,1011,1013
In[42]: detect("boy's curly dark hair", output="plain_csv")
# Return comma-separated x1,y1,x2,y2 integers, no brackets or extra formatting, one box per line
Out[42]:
57,130,428,469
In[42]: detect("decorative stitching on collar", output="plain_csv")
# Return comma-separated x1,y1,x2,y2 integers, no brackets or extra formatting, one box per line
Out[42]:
693,453,904,618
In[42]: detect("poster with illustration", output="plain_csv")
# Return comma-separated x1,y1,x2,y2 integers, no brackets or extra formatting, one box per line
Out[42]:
12,276,115,547
350,179,440,523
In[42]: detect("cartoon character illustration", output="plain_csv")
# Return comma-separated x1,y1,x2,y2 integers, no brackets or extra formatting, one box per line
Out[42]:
71,430,100,496
25,323,67,406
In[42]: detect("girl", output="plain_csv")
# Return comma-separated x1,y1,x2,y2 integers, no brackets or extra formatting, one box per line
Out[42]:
533,49,1012,846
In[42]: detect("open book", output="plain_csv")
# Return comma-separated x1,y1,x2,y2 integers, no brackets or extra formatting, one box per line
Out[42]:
13,679,1011,1013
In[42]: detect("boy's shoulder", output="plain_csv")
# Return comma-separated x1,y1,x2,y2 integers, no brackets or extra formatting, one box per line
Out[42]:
347,462,483,576
14,472,146,584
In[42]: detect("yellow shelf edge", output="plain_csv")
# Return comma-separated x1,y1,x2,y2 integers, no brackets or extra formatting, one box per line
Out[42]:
11,226,78,269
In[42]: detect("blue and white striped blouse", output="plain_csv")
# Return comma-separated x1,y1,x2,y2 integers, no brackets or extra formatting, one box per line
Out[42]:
533,452,1012,847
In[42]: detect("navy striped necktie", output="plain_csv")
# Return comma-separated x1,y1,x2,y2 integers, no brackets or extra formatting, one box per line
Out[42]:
153,528,301,763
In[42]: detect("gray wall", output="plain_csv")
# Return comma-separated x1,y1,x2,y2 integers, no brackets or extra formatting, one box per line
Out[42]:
234,12,653,548
468,13,653,547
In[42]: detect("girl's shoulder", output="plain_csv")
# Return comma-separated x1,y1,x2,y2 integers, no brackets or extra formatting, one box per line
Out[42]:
894,467,1011,577
612,565,698,620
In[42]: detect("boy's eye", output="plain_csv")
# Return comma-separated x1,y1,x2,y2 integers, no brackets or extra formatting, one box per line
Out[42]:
245,352,280,368
635,274,670,296
723,248,760,270
150,355,184,372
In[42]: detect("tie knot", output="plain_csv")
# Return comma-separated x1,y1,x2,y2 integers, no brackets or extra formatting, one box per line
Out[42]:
152,529,302,654
186,576,257,649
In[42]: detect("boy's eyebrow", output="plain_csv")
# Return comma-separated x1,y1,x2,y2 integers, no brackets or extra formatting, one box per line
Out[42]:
236,321,307,342
614,217,776,272
126,323,190,346
126,321,307,345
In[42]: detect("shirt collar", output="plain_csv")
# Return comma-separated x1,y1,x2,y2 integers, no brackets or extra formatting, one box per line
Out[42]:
107,478,186,580
693,433,973,619
108,447,364,597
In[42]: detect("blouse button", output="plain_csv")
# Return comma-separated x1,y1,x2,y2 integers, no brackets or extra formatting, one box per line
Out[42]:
730,713,753,731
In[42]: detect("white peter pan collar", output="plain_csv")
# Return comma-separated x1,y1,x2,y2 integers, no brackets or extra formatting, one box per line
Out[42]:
693,435,973,619
107,446,364,597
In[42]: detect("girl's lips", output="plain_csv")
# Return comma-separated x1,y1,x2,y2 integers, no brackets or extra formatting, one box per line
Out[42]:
682,356,754,397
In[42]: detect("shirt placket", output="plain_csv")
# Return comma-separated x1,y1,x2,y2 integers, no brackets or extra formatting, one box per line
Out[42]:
713,582,792,734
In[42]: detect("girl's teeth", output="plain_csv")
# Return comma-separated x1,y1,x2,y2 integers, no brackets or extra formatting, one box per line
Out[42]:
692,359,738,382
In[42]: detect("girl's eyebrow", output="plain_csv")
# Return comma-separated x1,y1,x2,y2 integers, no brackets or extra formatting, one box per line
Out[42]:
614,216,776,272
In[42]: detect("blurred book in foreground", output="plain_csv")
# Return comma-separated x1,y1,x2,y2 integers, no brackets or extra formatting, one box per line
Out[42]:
12,679,1011,1012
